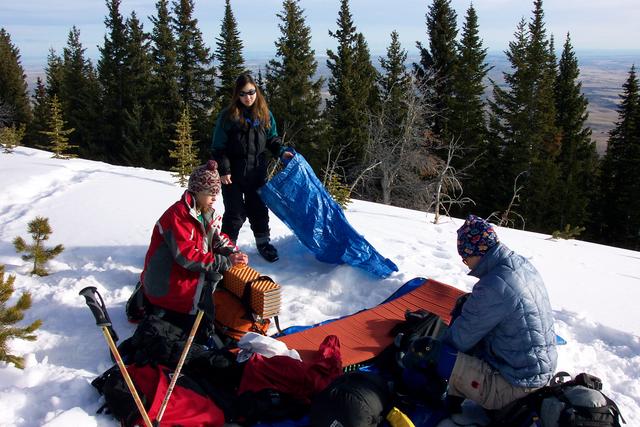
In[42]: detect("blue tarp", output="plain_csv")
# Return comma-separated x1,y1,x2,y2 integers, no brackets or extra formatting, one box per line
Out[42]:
259,153,398,278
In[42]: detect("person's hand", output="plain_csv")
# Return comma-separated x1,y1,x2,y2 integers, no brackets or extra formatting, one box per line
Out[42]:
221,174,232,185
229,251,248,266
281,151,294,161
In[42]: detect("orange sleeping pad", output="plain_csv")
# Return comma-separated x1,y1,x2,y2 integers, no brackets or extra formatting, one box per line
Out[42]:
277,278,464,367
222,264,281,318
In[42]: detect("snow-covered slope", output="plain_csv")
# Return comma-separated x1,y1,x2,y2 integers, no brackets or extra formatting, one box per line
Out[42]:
0,147,638,426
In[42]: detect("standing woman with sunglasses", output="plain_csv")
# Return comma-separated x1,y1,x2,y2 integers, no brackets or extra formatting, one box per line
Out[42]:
211,73,294,262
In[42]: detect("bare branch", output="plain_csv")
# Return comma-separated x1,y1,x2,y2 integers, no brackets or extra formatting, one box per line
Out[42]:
362,76,436,208
486,171,527,229
426,135,478,224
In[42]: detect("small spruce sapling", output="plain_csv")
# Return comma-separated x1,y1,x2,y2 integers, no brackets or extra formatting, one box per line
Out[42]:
13,217,64,276
0,264,42,369
169,107,199,187
0,124,26,153
40,95,76,159
552,224,585,240
326,172,351,209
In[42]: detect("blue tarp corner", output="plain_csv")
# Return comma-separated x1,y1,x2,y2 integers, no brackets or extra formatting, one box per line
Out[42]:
260,153,398,278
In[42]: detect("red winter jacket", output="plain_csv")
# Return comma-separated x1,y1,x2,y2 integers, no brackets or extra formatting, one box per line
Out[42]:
141,191,236,314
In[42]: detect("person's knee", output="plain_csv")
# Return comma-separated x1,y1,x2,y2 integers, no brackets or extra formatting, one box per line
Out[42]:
447,354,530,410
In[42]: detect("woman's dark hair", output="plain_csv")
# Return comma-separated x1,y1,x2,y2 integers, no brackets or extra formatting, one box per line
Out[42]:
227,73,271,129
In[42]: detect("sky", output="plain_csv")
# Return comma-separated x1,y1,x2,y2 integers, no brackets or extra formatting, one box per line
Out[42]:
0,146,639,426
2,0,640,73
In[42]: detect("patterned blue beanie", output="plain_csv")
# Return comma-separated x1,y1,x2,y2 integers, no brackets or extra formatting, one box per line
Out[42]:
457,215,499,259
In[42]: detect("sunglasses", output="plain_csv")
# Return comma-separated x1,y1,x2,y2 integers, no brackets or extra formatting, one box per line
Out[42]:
239,89,257,97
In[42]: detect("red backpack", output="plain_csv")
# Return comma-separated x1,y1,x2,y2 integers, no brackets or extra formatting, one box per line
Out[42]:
92,363,225,427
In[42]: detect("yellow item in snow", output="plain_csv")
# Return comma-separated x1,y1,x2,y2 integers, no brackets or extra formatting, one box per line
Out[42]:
386,406,415,427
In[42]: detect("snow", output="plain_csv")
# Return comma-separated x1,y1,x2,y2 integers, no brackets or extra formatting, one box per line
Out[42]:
0,146,638,426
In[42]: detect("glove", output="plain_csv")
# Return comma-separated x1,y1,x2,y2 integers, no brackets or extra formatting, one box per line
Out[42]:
450,293,470,322
199,272,222,322
213,253,231,273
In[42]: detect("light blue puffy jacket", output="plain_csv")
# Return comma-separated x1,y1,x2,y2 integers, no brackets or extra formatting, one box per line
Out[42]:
443,243,557,388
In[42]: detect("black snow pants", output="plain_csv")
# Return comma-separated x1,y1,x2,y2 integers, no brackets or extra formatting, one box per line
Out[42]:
221,179,269,245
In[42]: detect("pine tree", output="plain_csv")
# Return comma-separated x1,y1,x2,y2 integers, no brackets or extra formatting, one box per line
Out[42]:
214,0,246,110
255,68,266,92
326,172,351,209
0,264,42,369
60,26,101,160
598,66,640,249
173,0,215,152
326,0,369,177
120,12,155,167
26,78,50,149
169,107,199,186
40,95,77,159
0,123,26,153
150,0,181,168
378,30,411,136
475,115,505,217
487,19,530,204
13,217,65,277
97,0,129,164
265,0,324,169
414,0,458,140
486,0,561,231
353,33,380,115
450,4,489,175
44,49,64,99
554,33,598,230
525,0,559,159
0,28,31,127
521,0,562,231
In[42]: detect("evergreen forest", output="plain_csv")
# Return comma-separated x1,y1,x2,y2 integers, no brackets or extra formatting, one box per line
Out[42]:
1,0,639,250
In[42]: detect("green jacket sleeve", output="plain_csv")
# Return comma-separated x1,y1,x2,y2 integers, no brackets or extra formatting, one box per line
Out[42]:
266,111,284,157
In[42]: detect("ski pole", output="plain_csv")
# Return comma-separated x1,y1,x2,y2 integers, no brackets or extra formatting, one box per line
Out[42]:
154,309,204,426
155,276,219,426
79,286,153,427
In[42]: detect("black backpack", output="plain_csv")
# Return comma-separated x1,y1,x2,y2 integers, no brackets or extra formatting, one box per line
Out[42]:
375,309,447,374
492,372,626,427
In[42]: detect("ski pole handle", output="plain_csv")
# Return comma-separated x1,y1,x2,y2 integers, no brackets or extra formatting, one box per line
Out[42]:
79,286,111,327
79,287,147,425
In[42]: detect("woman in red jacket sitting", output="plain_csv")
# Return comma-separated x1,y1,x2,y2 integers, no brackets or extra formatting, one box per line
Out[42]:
140,160,248,340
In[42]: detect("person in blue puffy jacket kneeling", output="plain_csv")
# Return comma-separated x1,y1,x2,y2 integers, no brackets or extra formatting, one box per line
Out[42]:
402,214,557,412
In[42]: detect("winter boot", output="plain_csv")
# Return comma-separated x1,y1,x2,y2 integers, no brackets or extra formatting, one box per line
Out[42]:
257,243,279,263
